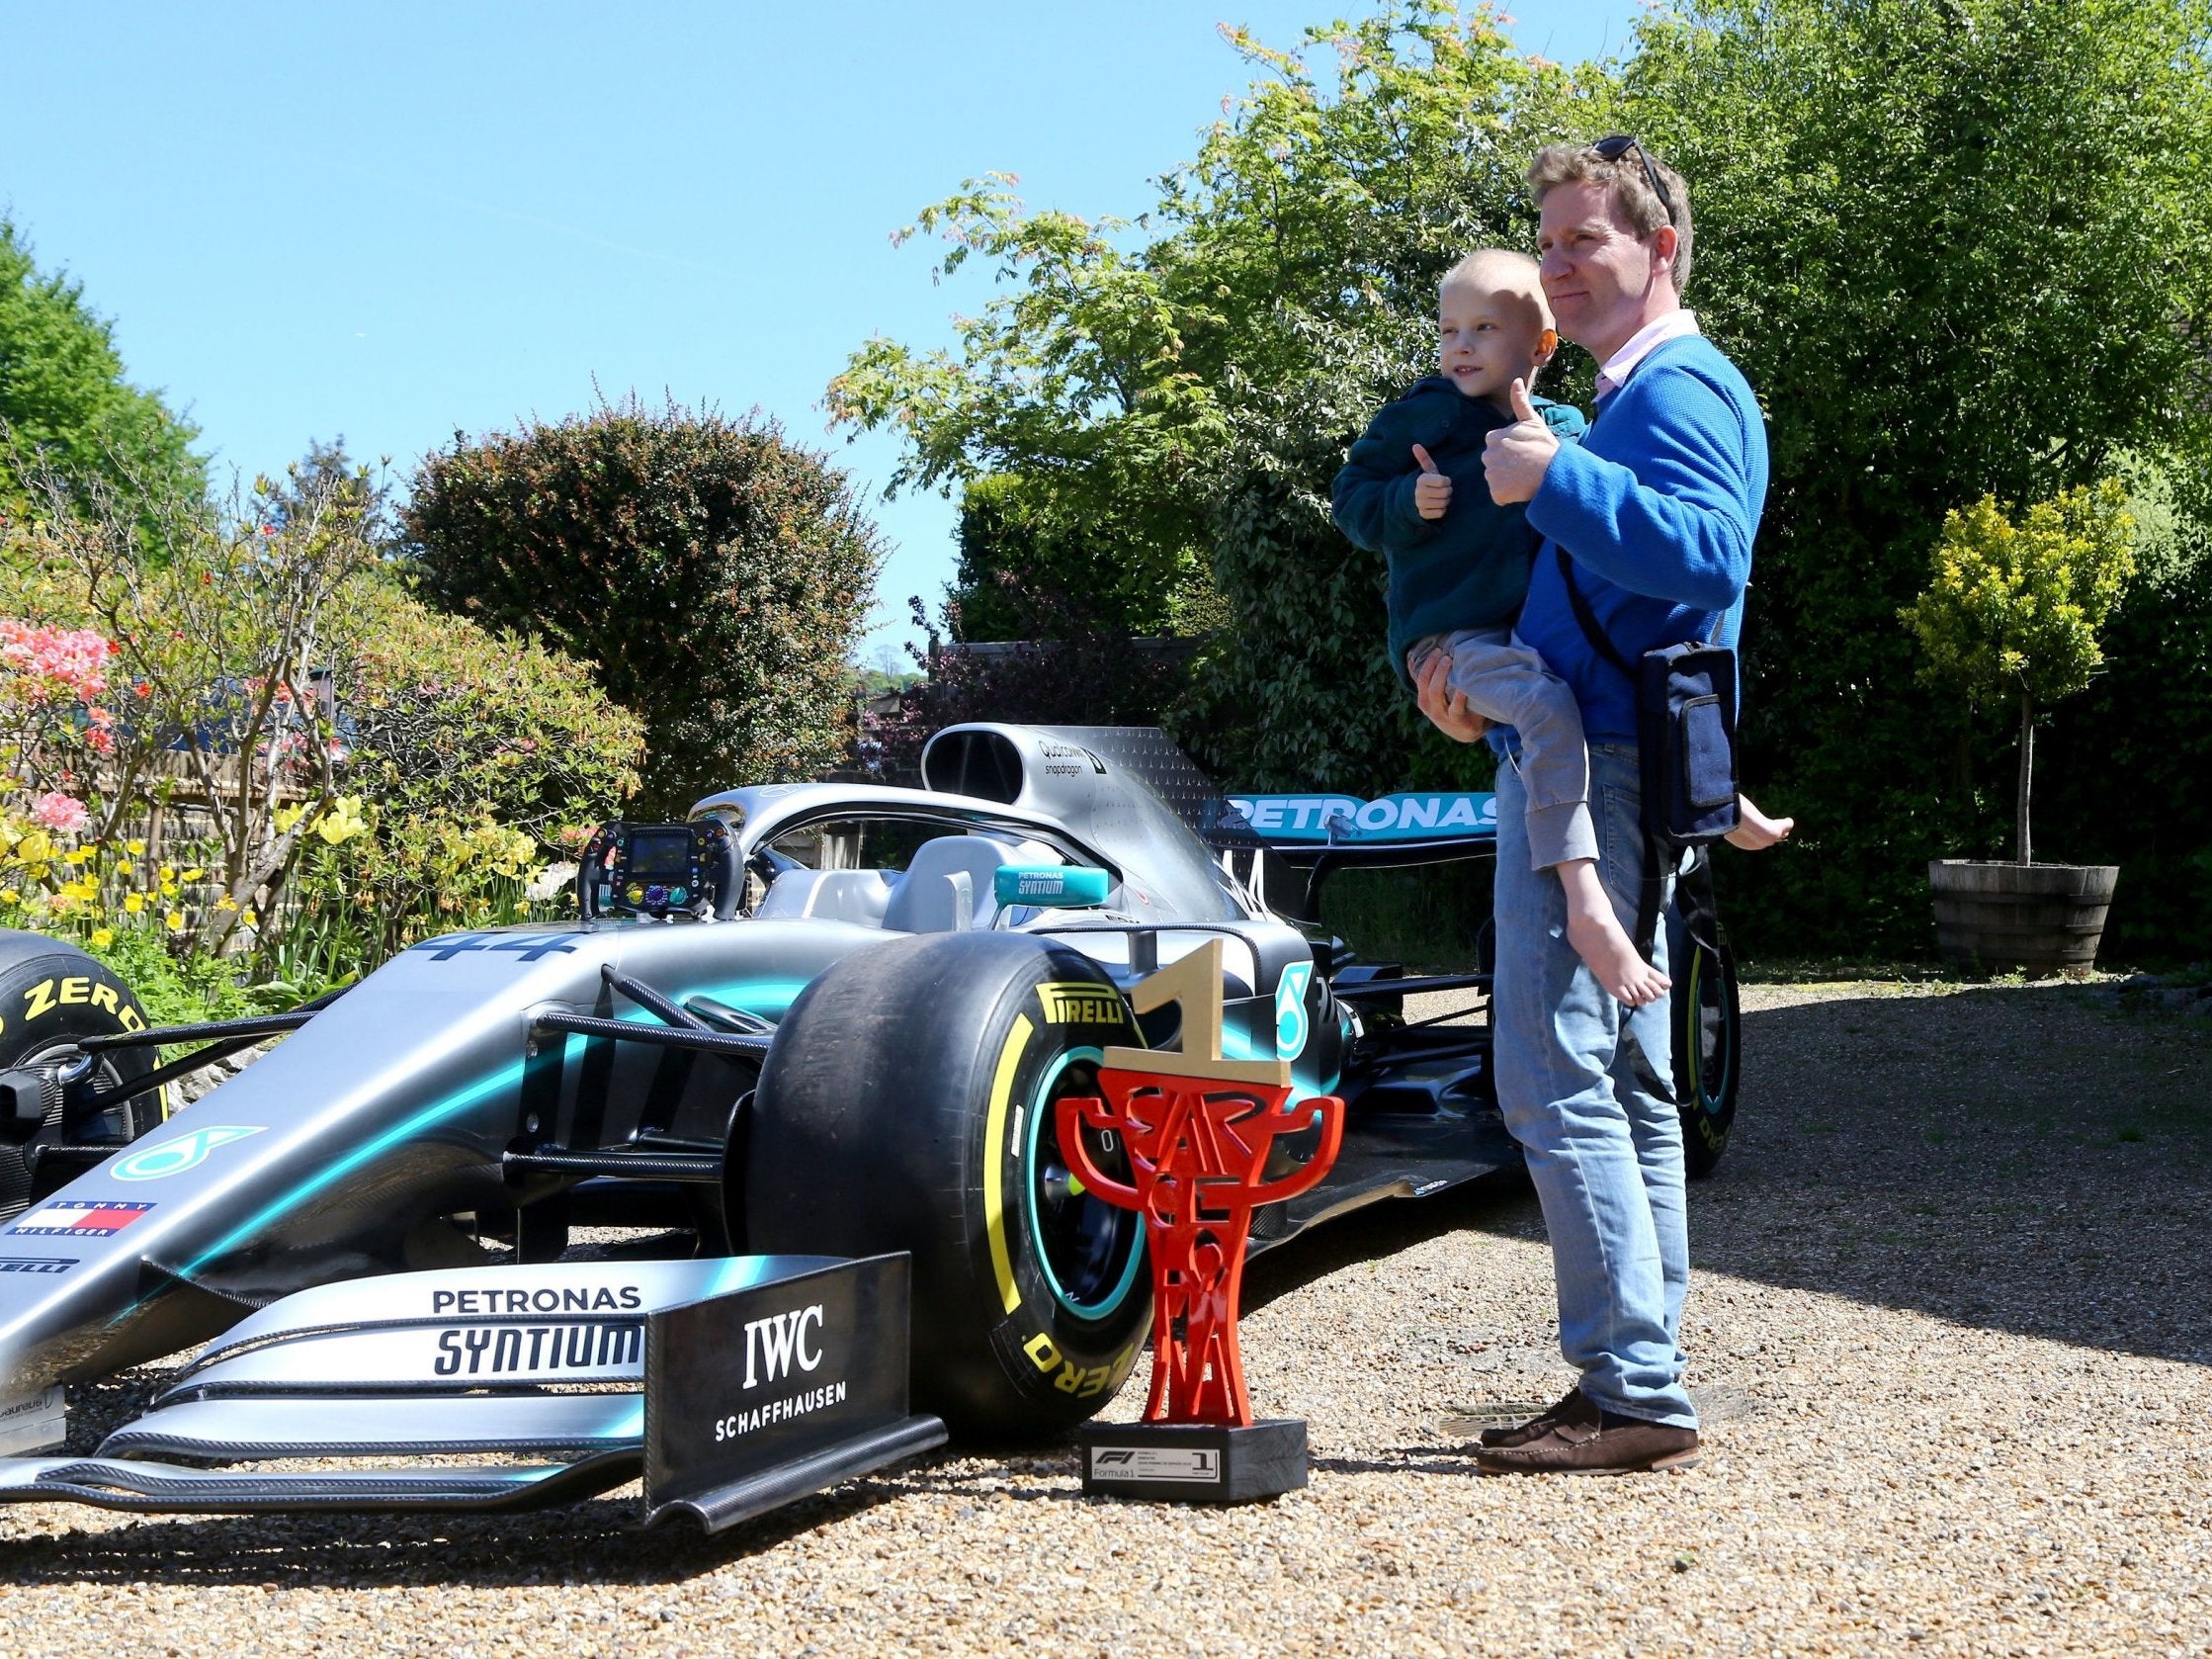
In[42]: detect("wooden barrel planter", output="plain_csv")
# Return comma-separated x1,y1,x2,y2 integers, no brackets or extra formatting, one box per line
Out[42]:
1927,860,2119,977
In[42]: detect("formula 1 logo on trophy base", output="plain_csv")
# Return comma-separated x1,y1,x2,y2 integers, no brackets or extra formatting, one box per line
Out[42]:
1057,939,1343,1504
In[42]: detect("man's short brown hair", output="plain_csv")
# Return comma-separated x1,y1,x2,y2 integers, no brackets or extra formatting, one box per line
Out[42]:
1527,140,1695,296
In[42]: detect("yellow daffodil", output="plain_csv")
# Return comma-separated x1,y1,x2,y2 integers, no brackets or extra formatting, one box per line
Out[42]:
273,804,306,833
180,866,204,881
214,895,238,912
0,889,18,906
124,893,144,914
242,909,258,927
165,910,185,933
17,831,52,863
113,859,132,877
126,838,145,855
159,864,175,882
91,927,113,948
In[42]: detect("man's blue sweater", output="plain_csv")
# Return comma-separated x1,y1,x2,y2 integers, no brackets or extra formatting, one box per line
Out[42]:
1518,333,1768,743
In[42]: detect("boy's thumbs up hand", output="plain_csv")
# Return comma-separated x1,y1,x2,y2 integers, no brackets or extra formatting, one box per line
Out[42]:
1411,443,1453,519
1484,377,1561,504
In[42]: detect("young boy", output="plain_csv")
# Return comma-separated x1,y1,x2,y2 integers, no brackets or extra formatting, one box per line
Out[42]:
1332,250,1788,1006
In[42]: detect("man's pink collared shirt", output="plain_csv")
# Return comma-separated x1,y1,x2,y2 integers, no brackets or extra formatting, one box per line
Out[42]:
1592,309,1702,401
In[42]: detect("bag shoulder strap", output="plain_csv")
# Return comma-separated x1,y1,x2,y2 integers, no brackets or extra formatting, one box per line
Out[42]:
1555,546,1637,681
1556,546,1732,657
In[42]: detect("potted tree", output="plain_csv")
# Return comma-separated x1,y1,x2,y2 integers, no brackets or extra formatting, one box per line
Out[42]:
1903,481,2136,975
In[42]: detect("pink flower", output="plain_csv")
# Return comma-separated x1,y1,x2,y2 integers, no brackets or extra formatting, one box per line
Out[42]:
30,792,91,832
0,620,115,702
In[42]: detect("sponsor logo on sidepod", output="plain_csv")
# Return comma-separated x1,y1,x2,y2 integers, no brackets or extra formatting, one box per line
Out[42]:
113,1124,265,1181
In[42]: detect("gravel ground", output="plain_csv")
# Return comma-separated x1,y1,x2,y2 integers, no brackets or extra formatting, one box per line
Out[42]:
3,975,2209,1657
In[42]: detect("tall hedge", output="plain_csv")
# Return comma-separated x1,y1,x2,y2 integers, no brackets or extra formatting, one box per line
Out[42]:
403,398,881,815
1626,0,2212,957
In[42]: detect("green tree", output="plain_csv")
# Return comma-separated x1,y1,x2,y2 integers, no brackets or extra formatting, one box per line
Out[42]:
1623,0,2212,950
947,472,1200,642
0,218,206,521
831,2,1613,788
1902,483,2137,865
403,396,881,814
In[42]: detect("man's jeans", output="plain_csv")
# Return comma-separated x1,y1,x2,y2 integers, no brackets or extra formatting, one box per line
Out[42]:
1492,741,1696,1428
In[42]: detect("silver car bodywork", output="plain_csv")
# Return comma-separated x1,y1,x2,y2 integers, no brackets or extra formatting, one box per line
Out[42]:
0,724,1518,1491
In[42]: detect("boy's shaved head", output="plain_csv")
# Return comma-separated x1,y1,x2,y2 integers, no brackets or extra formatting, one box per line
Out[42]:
1441,248,1554,330
1435,247,1559,405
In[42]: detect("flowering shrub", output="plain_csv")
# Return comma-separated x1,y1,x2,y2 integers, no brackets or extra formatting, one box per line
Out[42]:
0,620,118,832
1,462,643,999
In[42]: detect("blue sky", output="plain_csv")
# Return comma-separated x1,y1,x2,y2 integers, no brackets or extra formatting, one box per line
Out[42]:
4,2,1635,661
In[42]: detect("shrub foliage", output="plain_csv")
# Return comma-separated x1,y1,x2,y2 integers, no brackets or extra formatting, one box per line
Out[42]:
404,397,881,815
1626,0,2212,951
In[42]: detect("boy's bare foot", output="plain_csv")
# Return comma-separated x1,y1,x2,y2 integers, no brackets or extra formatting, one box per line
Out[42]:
1558,859,1670,1006
1725,795,1794,851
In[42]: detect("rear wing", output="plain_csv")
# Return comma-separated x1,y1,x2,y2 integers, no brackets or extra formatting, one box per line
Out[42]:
1201,792,1497,921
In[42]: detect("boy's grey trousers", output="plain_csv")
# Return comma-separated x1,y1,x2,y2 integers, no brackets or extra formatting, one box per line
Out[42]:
1410,627,1599,871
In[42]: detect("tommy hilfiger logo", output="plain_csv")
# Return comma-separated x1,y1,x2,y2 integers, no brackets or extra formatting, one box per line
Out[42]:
8,1200,155,1237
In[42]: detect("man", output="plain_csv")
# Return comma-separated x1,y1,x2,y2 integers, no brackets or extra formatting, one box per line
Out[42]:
1415,137,1768,1475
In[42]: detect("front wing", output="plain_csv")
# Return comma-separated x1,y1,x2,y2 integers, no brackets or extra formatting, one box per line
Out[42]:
0,1253,944,1531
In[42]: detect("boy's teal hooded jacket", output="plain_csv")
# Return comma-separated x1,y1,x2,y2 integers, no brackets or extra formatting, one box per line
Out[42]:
1331,376,1587,687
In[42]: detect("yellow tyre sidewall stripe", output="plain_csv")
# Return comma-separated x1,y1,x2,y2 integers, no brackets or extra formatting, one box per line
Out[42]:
982,1012,1033,1316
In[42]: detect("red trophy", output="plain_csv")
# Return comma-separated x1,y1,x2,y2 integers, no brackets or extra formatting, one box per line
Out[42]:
1057,938,1343,1503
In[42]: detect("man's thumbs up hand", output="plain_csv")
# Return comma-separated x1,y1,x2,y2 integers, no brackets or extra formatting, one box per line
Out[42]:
1484,378,1561,504
1411,443,1453,520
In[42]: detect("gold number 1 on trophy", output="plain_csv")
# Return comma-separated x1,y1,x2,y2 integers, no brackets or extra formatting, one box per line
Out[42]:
1100,937,1292,1086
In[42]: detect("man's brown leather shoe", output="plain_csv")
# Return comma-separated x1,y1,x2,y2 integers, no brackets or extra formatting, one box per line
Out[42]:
1477,1387,1591,1448
1474,1407,1700,1475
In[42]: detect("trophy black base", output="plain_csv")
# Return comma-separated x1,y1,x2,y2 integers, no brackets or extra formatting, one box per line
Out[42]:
1075,1418,1308,1505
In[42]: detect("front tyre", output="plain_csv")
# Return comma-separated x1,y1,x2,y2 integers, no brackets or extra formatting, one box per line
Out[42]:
0,929,164,1221
741,931,1149,1440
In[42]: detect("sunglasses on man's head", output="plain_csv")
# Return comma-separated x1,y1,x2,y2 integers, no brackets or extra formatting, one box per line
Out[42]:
1592,133,1677,227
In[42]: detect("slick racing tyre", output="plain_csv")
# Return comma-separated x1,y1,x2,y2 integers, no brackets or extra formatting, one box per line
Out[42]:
0,929,164,1222
741,930,1150,1441
1666,914,1741,1179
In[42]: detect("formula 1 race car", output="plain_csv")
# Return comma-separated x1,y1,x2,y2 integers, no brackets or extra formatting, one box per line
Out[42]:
0,724,1739,1525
